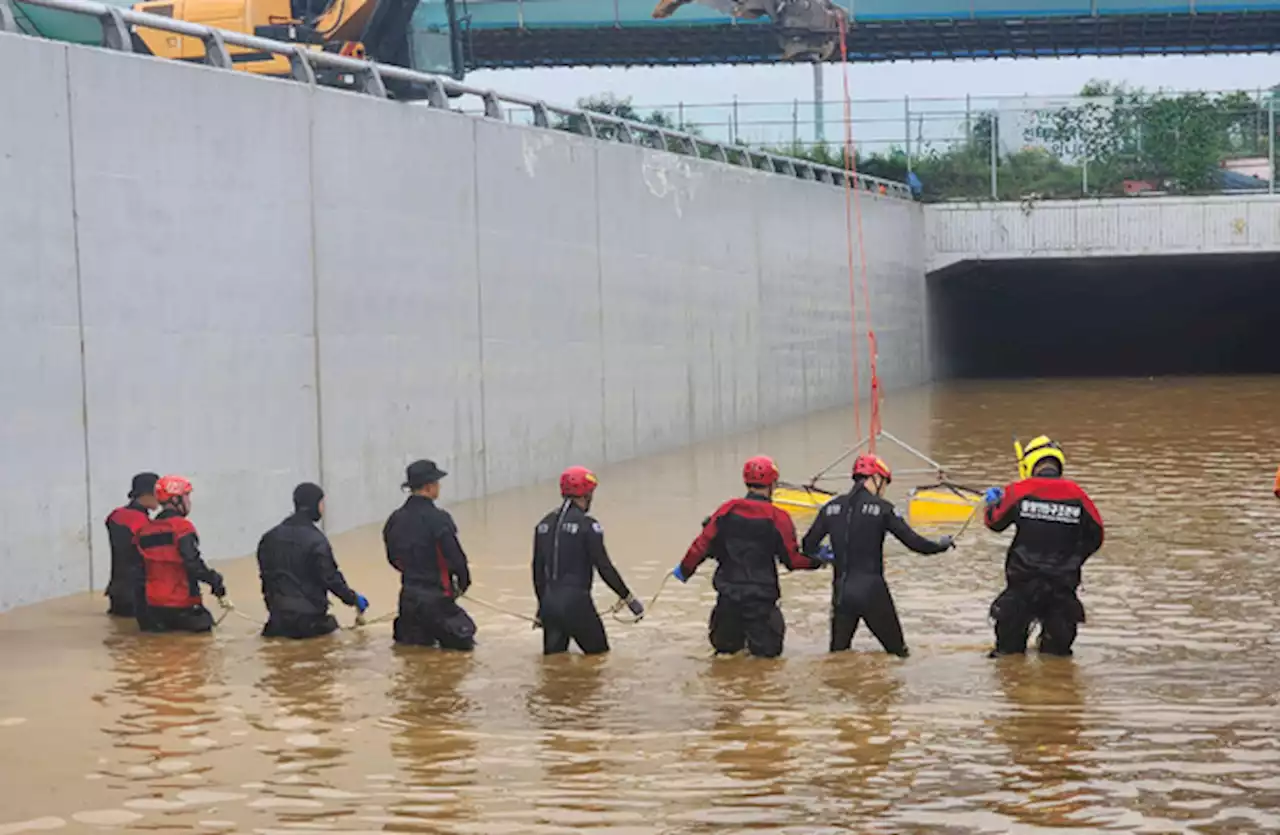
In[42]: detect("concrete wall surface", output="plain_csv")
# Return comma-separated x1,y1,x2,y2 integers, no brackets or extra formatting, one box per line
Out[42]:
925,195,1280,273
0,32,928,610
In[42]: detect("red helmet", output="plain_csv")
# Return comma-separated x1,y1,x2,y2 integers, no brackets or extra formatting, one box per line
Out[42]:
155,475,193,503
742,455,780,487
852,454,892,483
559,466,599,498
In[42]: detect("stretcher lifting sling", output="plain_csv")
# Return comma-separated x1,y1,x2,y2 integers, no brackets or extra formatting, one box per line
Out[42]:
768,16,984,528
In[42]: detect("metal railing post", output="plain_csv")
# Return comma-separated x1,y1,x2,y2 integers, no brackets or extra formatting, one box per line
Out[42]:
1271,96,1276,195
355,64,387,98
481,91,502,119
0,0,18,33
904,94,912,173
99,5,131,51
200,28,233,69
989,111,998,200
288,47,316,85
531,102,550,128
813,62,825,143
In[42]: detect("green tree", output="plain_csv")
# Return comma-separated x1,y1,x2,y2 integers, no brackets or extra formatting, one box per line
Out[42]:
1026,81,1271,195
554,94,698,149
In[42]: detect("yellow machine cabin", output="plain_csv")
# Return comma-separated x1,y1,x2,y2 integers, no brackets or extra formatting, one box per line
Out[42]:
130,0,420,78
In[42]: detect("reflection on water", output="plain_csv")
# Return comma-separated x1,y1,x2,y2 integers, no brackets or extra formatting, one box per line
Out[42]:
1,377,1279,833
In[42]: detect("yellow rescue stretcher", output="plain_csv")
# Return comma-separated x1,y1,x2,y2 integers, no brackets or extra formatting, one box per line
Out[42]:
775,480,983,527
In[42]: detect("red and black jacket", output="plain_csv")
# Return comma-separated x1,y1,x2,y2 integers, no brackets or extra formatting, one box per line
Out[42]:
985,476,1104,589
680,494,819,603
135,510,226,609
383,495,471,597
105,501,151,601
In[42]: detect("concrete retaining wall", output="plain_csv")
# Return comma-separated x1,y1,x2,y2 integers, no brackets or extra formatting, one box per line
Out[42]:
0,32,929,610
926,195,1280,273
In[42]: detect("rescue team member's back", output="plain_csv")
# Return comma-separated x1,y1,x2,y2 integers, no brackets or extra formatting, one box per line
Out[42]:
105,472,160,618
134,475,227,633
383,460,477,651
984,436,1103,658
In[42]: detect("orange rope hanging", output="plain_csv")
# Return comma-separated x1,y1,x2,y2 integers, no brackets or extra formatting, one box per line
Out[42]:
837,16,882,451
837,20,861,445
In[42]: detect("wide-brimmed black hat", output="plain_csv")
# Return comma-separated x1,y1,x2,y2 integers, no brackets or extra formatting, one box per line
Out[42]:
403,459,448,489
129,472,160,500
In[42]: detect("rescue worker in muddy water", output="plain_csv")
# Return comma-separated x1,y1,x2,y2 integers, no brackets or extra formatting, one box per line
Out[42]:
104,471,160,618
383,459,478,651
256,482,370,639
134,475,229,633
800,454,955,658
532,466,645,655
983,436,1104,658
673,455,822,658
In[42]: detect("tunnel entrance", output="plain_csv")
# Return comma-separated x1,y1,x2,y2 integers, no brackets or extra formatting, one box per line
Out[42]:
927,253,1280,378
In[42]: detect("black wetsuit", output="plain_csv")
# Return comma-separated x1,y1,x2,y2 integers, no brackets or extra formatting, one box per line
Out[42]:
680,494,820,658
383,495,476,650
802,484,949,656
532,502,633,655
985,476,1104,656
257,512,359,639
105,501,151,617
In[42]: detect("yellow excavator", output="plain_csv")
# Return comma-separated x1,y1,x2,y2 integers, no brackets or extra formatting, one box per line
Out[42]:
127,0,432,80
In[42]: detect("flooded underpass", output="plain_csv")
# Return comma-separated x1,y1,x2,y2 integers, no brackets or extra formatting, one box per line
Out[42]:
1,377,1278,834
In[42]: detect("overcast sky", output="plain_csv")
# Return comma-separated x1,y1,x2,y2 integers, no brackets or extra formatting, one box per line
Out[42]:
469,53,1280,107
467,54,1280,150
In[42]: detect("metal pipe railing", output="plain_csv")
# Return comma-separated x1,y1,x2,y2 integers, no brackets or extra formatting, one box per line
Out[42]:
0,0,914,198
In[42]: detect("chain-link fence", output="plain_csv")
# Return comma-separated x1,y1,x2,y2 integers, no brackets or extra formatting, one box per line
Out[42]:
489,89,1279,202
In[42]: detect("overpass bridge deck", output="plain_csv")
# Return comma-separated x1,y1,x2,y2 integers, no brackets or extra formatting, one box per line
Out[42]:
447,0,1280,68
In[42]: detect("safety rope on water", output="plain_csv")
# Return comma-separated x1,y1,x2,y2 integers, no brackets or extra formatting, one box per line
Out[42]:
953,504,983,541
211,573,687,636
463,593,541,626
609,572,674,625
350,610,396,629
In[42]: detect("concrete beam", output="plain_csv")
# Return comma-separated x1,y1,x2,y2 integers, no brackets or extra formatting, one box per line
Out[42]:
925,195,1280,274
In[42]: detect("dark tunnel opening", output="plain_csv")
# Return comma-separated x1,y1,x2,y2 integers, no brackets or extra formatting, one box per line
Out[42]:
927,253,1280,378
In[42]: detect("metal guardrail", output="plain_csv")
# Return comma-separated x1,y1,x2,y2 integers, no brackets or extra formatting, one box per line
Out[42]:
0,0,913,199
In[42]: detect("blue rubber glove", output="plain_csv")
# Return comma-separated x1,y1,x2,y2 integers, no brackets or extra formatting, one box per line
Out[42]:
938,535,956,550
672,564,688,583
626,595,645,618
355,594,370,613
983,486,1004,506
814,544,835,563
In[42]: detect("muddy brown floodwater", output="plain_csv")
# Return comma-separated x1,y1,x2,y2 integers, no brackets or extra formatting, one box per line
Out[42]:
1,377,1279,834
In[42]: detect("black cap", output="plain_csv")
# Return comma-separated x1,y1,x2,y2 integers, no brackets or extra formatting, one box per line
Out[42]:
403,459,447,489
129,472,160,500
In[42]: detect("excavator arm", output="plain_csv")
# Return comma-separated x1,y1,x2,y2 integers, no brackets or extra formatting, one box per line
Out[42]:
652,0,845,60
311,0,417,66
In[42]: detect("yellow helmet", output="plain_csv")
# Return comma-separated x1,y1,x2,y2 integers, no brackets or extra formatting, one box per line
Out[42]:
1019,435,1065,479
